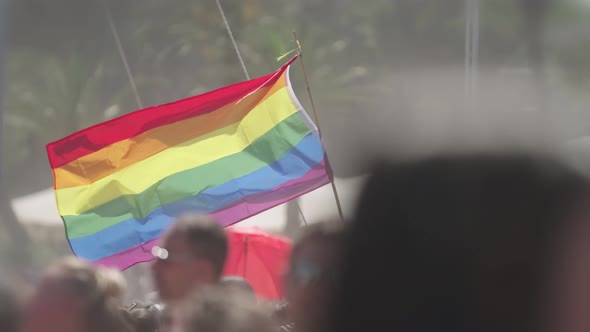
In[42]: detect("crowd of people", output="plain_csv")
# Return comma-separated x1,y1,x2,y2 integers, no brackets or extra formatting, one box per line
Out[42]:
3,151,590,332
0,208,346,332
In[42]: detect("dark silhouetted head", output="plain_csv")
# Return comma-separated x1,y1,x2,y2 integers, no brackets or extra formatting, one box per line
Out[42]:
331,153,590,332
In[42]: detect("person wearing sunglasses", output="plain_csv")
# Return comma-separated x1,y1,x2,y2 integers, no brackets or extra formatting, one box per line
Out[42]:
151,215,228,303
150,215,228,332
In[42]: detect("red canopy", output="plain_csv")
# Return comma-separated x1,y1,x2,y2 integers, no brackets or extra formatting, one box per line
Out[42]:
223,226,292,300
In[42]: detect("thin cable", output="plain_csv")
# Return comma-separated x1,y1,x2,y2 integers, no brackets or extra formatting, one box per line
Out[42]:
470,0,480,101
214,1,310,226
215,0,250,80
464,0,473,111
295,200,308,226
102,0,144,109
464,0,480,112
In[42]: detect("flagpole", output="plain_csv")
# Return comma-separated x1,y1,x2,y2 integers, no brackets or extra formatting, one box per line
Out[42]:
292,31,345,222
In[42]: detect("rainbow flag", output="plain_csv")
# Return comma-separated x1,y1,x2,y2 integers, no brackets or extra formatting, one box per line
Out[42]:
46,56,329,269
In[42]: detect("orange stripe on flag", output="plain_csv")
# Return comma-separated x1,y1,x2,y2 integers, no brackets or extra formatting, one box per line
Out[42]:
54,73,288,189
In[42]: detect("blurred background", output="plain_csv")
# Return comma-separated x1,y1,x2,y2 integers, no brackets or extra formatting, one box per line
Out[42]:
2,0,590,299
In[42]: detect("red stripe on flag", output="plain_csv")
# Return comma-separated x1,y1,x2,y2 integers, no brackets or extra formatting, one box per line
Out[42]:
46,57,297,168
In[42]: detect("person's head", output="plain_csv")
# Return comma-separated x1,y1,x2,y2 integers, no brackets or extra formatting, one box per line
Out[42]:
330,153,590,332
121,301,161,332
220,276,255,300
0,285,20,332
285,221,347,332
21,256,130,332
151,215,228,303
184,285,273,332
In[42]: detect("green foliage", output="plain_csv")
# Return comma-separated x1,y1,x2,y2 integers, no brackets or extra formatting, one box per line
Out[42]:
4,0,590,197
